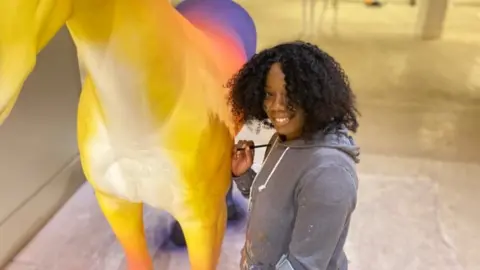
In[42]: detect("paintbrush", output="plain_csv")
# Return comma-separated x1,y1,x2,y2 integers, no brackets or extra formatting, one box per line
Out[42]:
236,144,271,151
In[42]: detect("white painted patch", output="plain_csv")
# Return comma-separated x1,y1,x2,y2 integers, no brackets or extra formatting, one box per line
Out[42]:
85,121,178,209
77,43,180,208
80,44,157,140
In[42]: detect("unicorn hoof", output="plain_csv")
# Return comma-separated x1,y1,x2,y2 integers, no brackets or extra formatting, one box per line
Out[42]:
227,204,240,221
170,221,187,247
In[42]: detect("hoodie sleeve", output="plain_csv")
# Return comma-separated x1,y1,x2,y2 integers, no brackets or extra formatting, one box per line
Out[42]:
282,165,357,270
233,133,278,198
232,168,257,198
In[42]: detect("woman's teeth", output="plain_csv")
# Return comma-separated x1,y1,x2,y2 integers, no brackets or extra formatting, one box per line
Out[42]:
275,118,289,124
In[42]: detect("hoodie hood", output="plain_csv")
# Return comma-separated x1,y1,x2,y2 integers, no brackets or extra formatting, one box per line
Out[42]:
278,125,360,163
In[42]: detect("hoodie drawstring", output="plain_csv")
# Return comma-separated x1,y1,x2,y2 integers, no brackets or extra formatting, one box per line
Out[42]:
248,137,290,211
258,147,289,191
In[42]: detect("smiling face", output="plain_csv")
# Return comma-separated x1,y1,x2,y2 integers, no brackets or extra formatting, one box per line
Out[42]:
264,63,305,140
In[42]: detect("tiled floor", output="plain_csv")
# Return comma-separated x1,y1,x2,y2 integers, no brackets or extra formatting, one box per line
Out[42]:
5,1,480,269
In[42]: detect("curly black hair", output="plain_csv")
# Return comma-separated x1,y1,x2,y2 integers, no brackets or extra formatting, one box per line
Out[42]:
227,40,359,136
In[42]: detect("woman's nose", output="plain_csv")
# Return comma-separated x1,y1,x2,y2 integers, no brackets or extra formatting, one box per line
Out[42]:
271,94,287,110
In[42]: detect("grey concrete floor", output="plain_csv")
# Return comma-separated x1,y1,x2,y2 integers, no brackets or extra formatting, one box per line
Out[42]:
5,1,480,269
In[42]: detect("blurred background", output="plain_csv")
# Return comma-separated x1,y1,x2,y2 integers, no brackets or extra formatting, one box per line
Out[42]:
1,0,479,269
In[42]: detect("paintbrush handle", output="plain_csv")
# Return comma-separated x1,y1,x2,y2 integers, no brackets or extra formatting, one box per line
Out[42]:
236,144,271,151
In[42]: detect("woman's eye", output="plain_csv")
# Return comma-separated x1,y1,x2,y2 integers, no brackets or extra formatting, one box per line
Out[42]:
265,92,273,97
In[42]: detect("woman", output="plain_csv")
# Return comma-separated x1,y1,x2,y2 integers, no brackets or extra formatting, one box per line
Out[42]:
227,41,360,270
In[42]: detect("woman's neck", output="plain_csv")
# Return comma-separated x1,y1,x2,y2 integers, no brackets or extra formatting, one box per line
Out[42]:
279,132,302,141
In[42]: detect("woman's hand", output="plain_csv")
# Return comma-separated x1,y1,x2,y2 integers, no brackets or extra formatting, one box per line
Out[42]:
231,140,255,177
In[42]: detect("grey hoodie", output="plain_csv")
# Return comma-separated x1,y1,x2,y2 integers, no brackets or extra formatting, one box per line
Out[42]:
233,126,359,270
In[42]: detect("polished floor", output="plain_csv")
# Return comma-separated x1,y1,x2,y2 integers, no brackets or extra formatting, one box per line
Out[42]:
5,1,480,269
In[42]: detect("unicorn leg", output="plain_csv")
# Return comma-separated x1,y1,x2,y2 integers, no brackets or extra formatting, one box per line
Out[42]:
332,0,340,34
95,191,153,270
170,182,238,247
179,202,227,270
309,0,318,36
301,0,309,37
226,183,239,221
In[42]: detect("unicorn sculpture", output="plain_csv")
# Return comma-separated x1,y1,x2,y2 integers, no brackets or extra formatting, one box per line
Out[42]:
0,0,256,269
